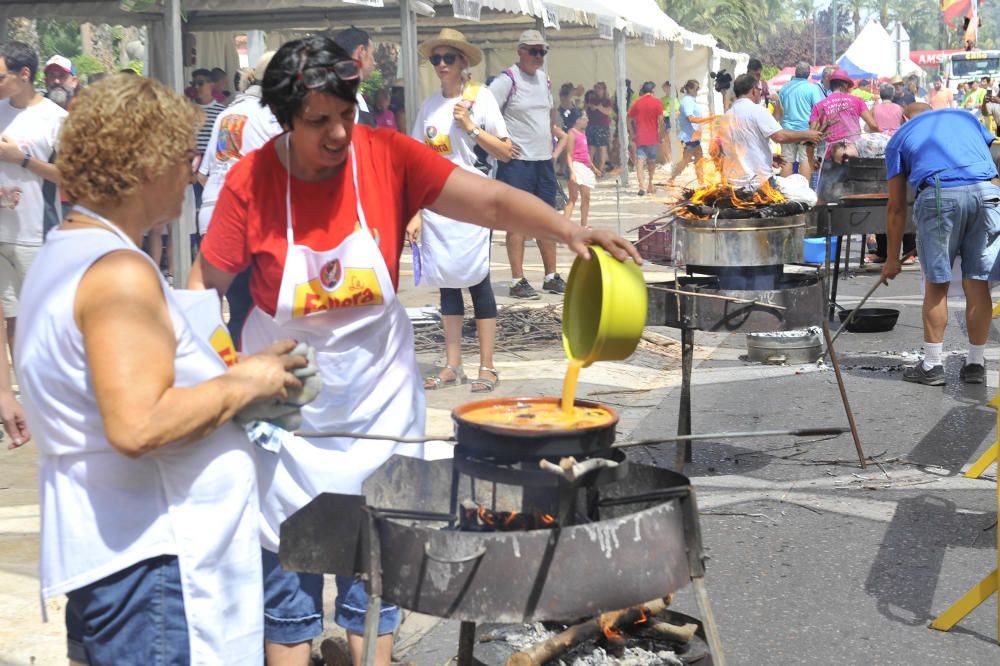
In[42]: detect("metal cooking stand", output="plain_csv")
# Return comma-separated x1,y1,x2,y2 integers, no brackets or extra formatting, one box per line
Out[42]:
350,482,726,666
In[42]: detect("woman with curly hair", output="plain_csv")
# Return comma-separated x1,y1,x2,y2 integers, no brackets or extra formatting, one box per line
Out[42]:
15,73,305,664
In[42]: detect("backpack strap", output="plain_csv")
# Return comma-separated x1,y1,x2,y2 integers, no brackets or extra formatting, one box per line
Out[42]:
501,68,517,109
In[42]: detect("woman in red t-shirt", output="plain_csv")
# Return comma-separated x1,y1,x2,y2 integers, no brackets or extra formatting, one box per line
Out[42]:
585,82,613,171
188,35,640,666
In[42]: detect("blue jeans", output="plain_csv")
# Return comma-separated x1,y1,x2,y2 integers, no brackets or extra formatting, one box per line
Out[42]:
913,181,1000,283
636,144,659,162
496,159,557,208
66,555,189,665
261,550,401,643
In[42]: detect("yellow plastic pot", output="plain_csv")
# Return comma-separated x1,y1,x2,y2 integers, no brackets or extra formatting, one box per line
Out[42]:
562,246,647,367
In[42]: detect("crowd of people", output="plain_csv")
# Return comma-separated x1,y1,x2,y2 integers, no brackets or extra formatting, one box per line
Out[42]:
9,20,1000,663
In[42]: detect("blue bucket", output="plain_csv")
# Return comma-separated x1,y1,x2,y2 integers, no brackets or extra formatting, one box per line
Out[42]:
803,237,838,264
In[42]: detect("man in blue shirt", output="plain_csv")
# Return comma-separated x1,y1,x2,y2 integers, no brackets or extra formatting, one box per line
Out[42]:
881,103,1000,385
777,61,824,180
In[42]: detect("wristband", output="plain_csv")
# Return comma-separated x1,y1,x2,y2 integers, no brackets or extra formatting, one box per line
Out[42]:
20,155,29,169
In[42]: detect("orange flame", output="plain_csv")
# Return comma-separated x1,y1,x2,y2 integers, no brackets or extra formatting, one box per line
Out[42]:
601,620,623,640
539,514,556,526
635,608,648,625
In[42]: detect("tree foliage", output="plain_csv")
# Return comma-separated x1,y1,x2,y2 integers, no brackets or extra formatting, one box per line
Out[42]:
658,0,1000,69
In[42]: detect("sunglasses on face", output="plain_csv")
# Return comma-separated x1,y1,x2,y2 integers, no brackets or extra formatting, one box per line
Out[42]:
429,53,460,66
523,47,548,57
296,58,362,90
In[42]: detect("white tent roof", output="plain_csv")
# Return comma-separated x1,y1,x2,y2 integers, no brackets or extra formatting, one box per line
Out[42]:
837,20,905,80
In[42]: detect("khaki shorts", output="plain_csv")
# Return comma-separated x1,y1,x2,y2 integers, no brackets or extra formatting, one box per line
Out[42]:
780,142,810,164
0,242,40,317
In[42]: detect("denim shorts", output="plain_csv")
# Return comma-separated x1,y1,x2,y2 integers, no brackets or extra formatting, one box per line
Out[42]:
262,550,401,643
66,555,190,664
636,144,659,162
912,181,1000,283
496,158,557,208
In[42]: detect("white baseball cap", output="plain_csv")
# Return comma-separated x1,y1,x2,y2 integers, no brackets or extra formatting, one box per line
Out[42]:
518,29,548,47
44,55,75,75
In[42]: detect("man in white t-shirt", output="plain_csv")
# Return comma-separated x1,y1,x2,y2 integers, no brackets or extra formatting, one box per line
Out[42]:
197,52,281,345
0,41,67,350
488,29,568,300
333,27,377,128
719,74,821,189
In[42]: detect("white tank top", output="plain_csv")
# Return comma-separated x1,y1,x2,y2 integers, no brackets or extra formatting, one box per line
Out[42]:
14,227,260,626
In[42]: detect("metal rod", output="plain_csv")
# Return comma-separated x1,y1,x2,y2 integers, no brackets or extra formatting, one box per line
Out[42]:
648,285,787,311
360,508,382,666
821,320,868,469
613,426,849,449
457,621,477,666
828,247,917,349
294,430,456,443
676,327,694,470
692,577,727,666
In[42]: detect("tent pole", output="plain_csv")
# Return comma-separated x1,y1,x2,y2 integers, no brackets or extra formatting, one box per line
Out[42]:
614,28,629,191
165,0,193,288
400,0,419,133
669,41,678,180
706,48,716,116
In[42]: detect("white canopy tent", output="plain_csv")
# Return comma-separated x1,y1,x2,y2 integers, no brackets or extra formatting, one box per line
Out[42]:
0,0,744,280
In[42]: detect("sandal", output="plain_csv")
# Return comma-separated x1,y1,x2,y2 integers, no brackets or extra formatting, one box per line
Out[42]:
424,364,466,390
470,367,500,393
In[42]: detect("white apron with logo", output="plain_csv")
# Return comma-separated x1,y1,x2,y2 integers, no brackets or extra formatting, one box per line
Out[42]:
241,138,425,551
48,209,263,664
415,85,492,289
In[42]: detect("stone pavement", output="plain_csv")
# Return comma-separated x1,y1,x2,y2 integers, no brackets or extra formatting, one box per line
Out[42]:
3,170,999,665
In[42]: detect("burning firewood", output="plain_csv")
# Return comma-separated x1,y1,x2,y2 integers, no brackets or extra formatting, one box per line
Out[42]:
505,598,673,666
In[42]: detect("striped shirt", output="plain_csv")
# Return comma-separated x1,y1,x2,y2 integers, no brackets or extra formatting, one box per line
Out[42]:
195,100,226,155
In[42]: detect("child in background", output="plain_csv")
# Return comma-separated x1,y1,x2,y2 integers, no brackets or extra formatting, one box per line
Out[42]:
373,88,398,130
563,109,602,227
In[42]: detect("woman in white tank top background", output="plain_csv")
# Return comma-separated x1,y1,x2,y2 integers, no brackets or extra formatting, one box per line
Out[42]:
14,74,306,664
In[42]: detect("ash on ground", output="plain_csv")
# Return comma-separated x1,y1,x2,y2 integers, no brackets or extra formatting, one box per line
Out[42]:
489,622,556,651
562,646,684,666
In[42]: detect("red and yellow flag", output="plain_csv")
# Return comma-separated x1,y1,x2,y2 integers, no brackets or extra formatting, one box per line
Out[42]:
942,0,973,28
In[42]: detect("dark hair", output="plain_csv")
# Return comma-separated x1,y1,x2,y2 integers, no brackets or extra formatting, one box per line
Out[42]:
733,74,756,97
192,68,212,80
662,80,671,87
0,41,38,81
879,84,894,101
640,81,656,94
566,108,582,127
559,82,574,97
262,36,359,129
830,78,850,92
748,58,763,71
333,27,370,58
584,89,596,104
211,67,227,81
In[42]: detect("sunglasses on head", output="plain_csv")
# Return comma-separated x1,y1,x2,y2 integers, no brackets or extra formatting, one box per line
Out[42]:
523,47,548,57
296,58,362,90
429,53,460,66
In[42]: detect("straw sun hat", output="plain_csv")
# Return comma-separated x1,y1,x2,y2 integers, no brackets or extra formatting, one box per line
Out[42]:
418,28,482,67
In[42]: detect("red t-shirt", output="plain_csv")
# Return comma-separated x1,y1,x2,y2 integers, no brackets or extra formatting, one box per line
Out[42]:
628,95,664,146
200,126,457,316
